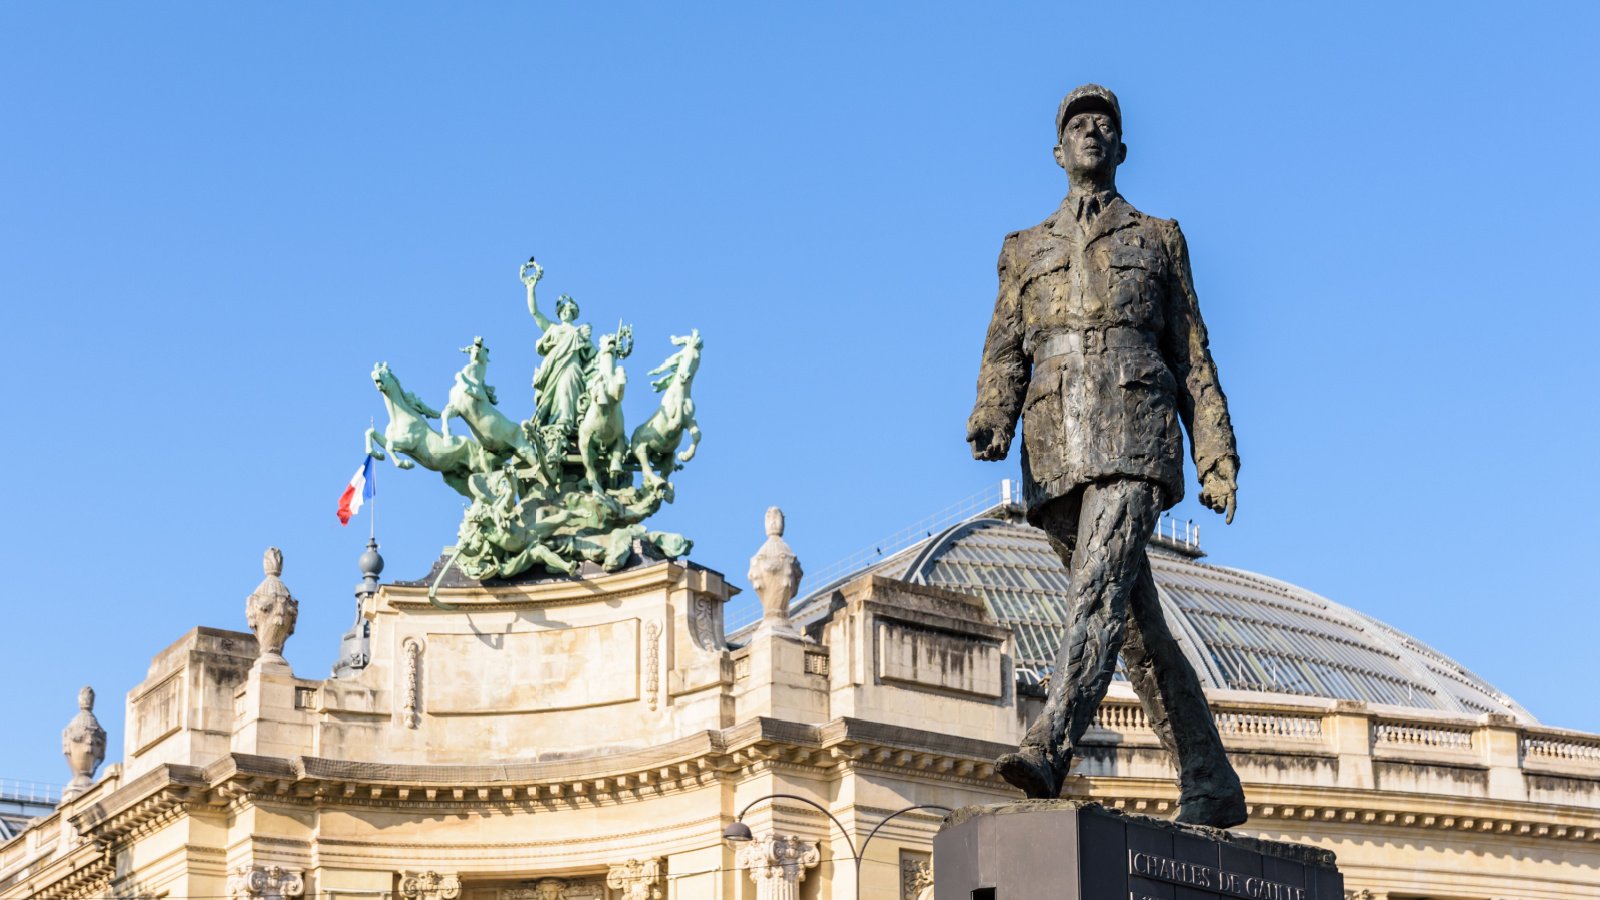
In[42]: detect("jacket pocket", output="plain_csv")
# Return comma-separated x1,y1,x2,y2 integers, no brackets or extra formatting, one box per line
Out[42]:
1018,247,1070,291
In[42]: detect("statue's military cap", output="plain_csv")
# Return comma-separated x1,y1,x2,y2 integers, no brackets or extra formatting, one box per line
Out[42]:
1056,83,1122,137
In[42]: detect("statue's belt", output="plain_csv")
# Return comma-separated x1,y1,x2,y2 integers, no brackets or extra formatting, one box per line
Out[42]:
1031,327,1153,361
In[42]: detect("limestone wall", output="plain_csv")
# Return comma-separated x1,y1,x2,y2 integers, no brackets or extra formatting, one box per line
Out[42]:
6,564,1600,900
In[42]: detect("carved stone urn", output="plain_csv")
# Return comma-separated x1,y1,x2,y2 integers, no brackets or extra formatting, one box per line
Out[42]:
60,685,106,803
747,507,802,638
246,547,298,672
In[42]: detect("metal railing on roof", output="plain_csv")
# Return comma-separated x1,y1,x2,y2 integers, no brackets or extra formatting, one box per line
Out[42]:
0,780,59,805
1154,513,1201,552
798,480,1024,598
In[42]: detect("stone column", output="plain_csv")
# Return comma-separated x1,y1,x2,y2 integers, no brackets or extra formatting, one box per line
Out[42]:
399,872,460,900
737,834,821,900
604,859,664,900
227,867,305,900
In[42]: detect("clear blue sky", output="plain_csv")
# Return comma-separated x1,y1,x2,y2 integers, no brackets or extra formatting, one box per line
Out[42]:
2,3,1596,785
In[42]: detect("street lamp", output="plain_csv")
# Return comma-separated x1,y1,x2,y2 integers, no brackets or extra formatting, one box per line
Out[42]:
722,792,953,898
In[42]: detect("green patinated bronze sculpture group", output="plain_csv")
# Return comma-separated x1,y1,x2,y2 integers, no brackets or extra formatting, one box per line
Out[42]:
364,259,701,594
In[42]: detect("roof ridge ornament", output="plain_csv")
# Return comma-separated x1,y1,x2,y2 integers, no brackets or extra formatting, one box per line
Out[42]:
246,546,298,672
60,685,105,804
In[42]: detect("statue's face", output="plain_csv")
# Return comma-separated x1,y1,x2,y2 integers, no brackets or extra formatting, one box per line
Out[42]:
1055,110,1124,181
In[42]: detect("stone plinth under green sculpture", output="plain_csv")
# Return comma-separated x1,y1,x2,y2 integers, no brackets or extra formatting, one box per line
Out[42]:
363,259,701,598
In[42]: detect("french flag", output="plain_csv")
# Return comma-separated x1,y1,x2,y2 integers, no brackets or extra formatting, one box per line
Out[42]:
337,456,375,526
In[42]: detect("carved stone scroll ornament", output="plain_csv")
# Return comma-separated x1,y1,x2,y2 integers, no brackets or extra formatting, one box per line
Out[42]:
227,867,305,900
401,637,423,728
399,872,460,900
60,685,106,803
604,859,664,900
245,548,298,671
736,835,820,900
691,595,720,651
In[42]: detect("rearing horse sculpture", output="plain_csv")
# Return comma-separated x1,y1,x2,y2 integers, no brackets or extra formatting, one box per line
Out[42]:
367,362,490,498
629,329,702,489
578,326,631,493
441,337,550,486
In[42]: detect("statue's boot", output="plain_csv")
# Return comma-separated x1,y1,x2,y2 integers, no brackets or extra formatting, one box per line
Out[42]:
1174,773,1248,829
995,745,1065,799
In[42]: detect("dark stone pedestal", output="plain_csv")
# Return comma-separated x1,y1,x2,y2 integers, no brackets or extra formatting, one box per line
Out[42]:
934,801,1343,900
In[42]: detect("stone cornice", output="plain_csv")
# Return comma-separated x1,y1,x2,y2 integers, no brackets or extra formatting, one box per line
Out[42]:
1079,777,1600,844
32,716,1600,858
0,836,112,900
69,764,206,845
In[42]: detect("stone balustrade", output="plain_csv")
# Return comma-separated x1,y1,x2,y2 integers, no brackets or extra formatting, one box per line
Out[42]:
1082,689,1600,807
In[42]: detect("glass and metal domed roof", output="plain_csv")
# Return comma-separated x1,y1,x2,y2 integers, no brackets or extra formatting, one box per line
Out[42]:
783,494,1534,724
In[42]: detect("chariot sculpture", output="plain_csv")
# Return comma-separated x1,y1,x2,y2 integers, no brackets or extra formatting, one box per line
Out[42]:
364,258,702,601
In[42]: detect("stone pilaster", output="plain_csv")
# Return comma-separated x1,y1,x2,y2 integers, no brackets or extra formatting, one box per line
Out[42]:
737,835,820,900
227,866,305,900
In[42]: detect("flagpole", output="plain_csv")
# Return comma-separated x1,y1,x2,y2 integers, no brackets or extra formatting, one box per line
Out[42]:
369,419,377,544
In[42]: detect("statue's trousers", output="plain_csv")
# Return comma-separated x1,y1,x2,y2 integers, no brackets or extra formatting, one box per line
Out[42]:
1026,479,1240,802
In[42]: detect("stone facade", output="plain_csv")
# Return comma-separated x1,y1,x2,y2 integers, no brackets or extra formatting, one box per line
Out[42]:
2,558,1599,899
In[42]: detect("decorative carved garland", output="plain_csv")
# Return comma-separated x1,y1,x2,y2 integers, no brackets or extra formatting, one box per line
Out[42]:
644,621,662,711
401,637,423,728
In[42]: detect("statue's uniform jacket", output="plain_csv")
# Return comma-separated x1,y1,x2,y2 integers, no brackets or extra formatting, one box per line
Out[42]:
971,194,1237,515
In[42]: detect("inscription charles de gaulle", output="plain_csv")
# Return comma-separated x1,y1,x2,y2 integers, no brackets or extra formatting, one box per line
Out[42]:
1130,851,1308,900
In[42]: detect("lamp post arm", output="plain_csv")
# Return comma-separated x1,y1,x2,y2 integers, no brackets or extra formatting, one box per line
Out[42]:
858,804,955,866
734,792,859,861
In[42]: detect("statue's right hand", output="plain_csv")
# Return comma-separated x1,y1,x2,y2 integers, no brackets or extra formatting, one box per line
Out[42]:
966,421,1012,461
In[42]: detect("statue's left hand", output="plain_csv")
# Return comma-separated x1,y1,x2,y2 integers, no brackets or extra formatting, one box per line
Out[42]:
1200,458,1238,524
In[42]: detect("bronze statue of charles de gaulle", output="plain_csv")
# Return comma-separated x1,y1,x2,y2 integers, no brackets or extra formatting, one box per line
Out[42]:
967,84,1246,828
